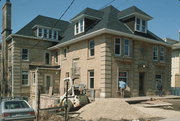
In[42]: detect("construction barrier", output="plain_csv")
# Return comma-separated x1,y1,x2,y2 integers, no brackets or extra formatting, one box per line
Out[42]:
171,87,180,96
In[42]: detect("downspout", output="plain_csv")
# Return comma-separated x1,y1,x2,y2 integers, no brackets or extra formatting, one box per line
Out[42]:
11,39,14,97
35,68,39,112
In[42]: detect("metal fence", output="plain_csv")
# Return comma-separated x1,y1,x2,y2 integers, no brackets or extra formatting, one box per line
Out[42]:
171,87,180,96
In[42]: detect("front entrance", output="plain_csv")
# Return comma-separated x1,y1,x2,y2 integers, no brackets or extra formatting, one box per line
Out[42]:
139,72,145,96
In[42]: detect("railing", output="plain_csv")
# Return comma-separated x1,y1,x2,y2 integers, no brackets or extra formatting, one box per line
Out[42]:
71,67,80,77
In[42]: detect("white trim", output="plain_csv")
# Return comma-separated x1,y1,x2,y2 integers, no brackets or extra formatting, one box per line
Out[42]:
71,14,102,22
119,12,153,21
6,34,60,43
89,40,95,57
49,28,172,50
135,17,147,33
74,18,85,35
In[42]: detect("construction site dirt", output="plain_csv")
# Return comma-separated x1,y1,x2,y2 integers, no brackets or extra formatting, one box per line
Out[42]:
37,98,180,121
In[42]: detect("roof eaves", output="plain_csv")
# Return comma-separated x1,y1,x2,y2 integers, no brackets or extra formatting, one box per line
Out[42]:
119,12,153,21
49,28,171,50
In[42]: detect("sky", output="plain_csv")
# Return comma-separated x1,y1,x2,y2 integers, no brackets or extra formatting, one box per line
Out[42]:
0,0,180,41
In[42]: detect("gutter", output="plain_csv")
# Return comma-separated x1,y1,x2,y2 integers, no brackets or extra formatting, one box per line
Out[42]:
48,28,172,50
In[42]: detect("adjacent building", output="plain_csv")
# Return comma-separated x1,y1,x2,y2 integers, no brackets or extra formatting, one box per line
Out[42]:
1,0,172,107
165,37,180,87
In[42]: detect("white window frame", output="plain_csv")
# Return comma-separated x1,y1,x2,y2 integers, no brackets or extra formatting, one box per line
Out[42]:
22,71,29,86
89,40,95,57
37,28,43,37
74,18,85,35
22,48,29,61
53,30,58,40
114,38,121,56
43,28,48,38
160,46,165,61
153,46,158,61
135,17,147,33
124,39,130,56
88,70,94,89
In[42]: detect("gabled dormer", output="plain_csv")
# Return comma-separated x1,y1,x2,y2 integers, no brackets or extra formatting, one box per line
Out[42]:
71,8,103,36
118,6,153,33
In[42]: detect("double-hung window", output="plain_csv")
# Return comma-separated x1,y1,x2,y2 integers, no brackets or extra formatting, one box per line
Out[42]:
89,40,95,57
38,28,43,37
22,71,28,86
64,48,67,58
115,38,121,55
135,17,147,33
124,39,130,56
160,47,165,61
153,46,158,61
55,51,58,63
45,52,50,64
44,29,48,38
89,70,94,88
22,49,29,61
74,18,84,35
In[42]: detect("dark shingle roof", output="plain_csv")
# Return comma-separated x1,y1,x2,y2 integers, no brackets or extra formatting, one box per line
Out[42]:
16,15,70,37
15,6,163,45
60,6,132,43
118,6,152,20
71,7,104,21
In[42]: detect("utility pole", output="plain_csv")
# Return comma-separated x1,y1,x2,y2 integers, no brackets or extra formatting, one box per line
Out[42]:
65,80,69,121
1,0,12,97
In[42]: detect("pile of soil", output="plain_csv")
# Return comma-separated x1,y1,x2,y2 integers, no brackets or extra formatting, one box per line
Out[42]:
77,98,149,121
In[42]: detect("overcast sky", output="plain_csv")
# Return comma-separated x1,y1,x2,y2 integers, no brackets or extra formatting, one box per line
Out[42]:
0,0,180,41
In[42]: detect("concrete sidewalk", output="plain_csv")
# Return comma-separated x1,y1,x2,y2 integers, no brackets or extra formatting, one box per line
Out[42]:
123,95,180,103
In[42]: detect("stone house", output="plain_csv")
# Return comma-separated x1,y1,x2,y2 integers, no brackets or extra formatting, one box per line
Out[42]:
165,37,180,87
1,0,172,108
1,0,68,107
49,6,172,98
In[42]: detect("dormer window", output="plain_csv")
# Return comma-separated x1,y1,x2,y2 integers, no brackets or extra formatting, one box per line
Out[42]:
135,17,147,33
37,27,59,40
74,18,84,35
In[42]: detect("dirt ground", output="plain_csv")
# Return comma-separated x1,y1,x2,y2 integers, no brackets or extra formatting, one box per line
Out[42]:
37,98,180,121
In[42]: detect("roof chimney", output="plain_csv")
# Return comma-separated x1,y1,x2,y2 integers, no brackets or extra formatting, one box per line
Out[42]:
2,0,12,39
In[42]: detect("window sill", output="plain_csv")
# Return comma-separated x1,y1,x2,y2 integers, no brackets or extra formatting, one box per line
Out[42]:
21,85,29,87
22,60,29,62
87,56,95,60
